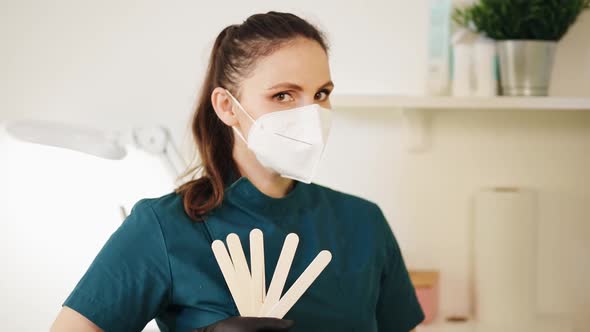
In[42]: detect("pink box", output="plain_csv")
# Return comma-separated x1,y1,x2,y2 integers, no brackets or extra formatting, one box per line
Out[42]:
410,270,439,325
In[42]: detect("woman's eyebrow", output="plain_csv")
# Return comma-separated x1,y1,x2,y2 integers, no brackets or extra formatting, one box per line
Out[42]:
266,81,334,91
320,81,334,90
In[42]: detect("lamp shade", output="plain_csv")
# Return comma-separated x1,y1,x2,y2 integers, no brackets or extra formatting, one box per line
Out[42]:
5,120,127,160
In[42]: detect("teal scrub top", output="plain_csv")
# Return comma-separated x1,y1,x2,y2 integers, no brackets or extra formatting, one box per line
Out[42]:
63,175,424,332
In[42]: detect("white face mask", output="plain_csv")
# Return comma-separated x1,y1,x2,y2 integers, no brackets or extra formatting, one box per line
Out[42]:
225,89,333,184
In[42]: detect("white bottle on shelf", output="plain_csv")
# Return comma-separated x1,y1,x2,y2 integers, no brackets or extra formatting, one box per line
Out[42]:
473,37,498,97
426,0,452,96
451,29,477,97
451,44,472,97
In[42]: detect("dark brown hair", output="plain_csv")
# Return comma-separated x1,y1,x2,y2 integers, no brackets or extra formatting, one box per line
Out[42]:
174,11,329,222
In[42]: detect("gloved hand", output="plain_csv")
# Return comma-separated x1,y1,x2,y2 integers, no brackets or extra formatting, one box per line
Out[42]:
192,316,295,332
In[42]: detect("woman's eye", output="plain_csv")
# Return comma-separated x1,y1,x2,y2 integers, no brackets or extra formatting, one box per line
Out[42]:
315,89,332,101
273,92,294,103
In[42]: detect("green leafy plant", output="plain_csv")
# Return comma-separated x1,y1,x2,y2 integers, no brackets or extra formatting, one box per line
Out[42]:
453,0,590,41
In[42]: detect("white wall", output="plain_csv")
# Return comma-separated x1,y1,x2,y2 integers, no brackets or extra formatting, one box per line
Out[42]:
1,0,589,331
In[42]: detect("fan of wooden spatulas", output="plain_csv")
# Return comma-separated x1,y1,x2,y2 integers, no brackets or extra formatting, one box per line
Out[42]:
211,229,332,318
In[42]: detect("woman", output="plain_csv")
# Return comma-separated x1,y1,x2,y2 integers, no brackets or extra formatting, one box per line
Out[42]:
51,11,424,332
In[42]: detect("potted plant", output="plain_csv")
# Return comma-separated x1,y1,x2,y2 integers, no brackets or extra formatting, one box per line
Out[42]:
453,0,589,96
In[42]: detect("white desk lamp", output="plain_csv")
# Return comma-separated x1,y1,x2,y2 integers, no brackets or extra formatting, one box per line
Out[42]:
5,119,188,219
5,120,186,176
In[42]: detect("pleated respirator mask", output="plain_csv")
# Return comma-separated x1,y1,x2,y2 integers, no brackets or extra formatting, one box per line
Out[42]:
225,89,333,184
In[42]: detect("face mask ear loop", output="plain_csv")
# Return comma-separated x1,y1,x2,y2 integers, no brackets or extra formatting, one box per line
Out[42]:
224,89,256,123
232,126,248,145
224,88,255,145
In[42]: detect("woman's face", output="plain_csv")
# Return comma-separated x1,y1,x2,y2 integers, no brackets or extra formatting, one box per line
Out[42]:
231,37,334,139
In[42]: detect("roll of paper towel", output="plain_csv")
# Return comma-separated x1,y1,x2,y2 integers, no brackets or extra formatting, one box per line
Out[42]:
473,187,536,330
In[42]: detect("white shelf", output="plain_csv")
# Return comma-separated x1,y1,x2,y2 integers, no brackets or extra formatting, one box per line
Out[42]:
330,95,590,152
331,95,590,110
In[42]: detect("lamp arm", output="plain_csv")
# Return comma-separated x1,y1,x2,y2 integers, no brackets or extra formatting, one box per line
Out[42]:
131,126,188,179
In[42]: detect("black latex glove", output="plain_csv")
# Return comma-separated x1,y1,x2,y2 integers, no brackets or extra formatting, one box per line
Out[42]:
192,316,295,332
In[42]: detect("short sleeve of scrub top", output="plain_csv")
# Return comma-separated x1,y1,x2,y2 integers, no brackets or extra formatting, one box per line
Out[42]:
63,199,172,332
63,176,424,332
